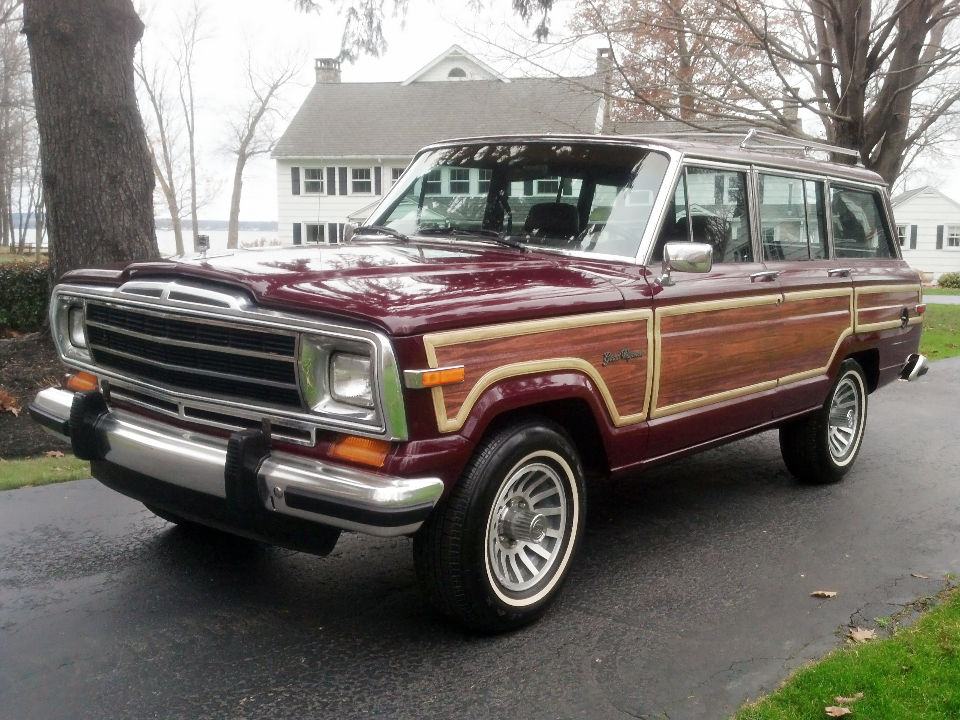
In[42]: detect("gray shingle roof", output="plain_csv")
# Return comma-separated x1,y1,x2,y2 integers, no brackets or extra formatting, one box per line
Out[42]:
272,75,603,159
891,185,931,206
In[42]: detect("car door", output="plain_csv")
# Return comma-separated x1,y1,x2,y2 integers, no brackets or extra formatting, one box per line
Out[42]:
755,172,855,417
644,163,784,462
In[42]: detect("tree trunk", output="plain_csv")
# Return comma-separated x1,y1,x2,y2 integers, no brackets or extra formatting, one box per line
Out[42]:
23,0,158,281
226,155,244,250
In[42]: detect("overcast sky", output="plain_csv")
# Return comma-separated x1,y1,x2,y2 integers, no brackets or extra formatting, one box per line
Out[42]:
139,0,960,223
138,0,588,222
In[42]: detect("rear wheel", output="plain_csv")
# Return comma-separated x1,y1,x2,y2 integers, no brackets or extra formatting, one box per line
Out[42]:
413,419,586,633
779,359,868,484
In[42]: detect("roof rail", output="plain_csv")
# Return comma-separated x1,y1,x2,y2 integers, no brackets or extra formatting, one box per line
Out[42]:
739,128,862,163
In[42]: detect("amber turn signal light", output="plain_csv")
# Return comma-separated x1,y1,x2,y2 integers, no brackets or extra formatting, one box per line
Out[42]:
63,371,98,393
404,365,466,389
330,435,390,468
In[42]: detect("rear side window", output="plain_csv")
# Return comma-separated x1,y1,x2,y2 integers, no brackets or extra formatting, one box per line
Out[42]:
758,174,828,261
830,186,895,259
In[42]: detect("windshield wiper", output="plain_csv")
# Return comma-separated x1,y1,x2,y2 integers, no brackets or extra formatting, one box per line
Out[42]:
416,227,523,249
352,224,410,242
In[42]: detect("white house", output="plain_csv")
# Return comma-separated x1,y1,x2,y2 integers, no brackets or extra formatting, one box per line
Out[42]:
892,186,960,283
271,45,605,245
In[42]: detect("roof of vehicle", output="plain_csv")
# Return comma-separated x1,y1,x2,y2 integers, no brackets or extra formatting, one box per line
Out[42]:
419,133,887,187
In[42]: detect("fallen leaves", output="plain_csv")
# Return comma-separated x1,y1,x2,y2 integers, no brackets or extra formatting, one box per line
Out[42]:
44,450,64,458
0,387,20,417
911,573,929,579
823,705,853,717
835,692,864,704
825,707,853,717
811,590,838,599
848,627,877,643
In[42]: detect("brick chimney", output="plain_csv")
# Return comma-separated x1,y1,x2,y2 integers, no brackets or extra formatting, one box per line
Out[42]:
315,58,341,84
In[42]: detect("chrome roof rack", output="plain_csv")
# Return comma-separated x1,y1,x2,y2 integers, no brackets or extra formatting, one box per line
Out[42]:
739,128,862,163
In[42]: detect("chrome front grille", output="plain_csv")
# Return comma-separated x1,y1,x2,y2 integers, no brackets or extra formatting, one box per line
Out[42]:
85,302,302,409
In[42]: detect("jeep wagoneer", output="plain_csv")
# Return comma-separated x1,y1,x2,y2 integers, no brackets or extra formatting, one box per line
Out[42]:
30,130,927,631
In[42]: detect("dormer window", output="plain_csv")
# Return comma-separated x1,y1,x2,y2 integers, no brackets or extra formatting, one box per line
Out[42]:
447,67,467,79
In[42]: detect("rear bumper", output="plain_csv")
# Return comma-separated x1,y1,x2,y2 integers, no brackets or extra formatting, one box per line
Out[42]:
29,387,444,540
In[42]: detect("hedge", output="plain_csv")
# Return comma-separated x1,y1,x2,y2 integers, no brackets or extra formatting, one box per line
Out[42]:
0,262,50,332
938,272,960,289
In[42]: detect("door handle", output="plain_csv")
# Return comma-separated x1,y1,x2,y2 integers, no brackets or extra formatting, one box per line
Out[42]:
750,270,780,282
828,267,853,277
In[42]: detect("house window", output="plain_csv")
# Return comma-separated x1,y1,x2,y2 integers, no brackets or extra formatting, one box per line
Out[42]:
391,167,404,186
949,225,960,248
304,223,325,244
897,224,908,247
478,169,492,193
447,67,467,78
424,169,442,195
449,168,470,194
351,168,372,194
303,168,324,194
536,178,559,195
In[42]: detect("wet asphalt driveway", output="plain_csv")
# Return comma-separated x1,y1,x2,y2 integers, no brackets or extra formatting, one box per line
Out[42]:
2,359,959,720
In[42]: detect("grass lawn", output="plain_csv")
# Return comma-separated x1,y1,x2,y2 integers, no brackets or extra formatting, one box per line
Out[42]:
0,454,89,491
920,304,960,361
0,247,45,264
734,587,960,719
924,287,960,296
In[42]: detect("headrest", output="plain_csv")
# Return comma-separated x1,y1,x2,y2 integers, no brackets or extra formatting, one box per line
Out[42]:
523,203,579,239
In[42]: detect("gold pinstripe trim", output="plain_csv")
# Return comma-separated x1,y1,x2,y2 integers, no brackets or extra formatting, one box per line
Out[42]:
853,283,922,333
423,309,653,433
649,293,782,419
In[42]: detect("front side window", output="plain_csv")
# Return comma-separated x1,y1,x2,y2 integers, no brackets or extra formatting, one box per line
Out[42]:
351,168,372,194
652,166,753,263
368,142,670,258
758,174,828,261
831,186,894,258
303,168,324,194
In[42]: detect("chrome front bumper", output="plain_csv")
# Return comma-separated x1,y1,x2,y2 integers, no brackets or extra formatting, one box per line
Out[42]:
29,387,443,537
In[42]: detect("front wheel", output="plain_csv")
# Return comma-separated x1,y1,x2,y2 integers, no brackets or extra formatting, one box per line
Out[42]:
413,419,586,633
779,359,868,484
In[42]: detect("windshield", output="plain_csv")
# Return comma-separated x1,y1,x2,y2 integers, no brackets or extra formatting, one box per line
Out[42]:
366,142,670,257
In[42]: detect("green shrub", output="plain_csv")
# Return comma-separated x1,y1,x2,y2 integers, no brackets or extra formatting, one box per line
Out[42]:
0,261,49,332
938,272,960,289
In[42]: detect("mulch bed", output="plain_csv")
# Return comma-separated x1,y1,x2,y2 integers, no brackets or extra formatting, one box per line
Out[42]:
0,331,69,457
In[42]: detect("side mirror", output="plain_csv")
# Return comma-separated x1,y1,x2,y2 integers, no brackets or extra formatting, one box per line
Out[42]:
659,242,713,286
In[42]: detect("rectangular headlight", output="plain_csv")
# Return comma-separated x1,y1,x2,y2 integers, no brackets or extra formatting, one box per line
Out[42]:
329,353,374,408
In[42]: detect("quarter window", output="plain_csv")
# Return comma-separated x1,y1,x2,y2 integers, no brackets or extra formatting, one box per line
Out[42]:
758,174,828,261
830,186,894,258
351,168,372,194
303,168,324,194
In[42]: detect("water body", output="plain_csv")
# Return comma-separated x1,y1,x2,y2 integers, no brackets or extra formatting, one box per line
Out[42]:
11,228,280,257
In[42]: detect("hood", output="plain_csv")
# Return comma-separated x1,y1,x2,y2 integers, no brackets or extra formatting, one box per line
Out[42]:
62,241,640,335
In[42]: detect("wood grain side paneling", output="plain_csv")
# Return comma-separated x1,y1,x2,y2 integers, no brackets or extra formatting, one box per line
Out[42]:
652,296,781,418
855,285,922,332
424,310,652,433
778,292,853,381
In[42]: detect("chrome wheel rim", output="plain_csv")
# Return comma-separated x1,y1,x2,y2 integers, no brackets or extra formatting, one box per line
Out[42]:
485,461,568,593
828,375,862,462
